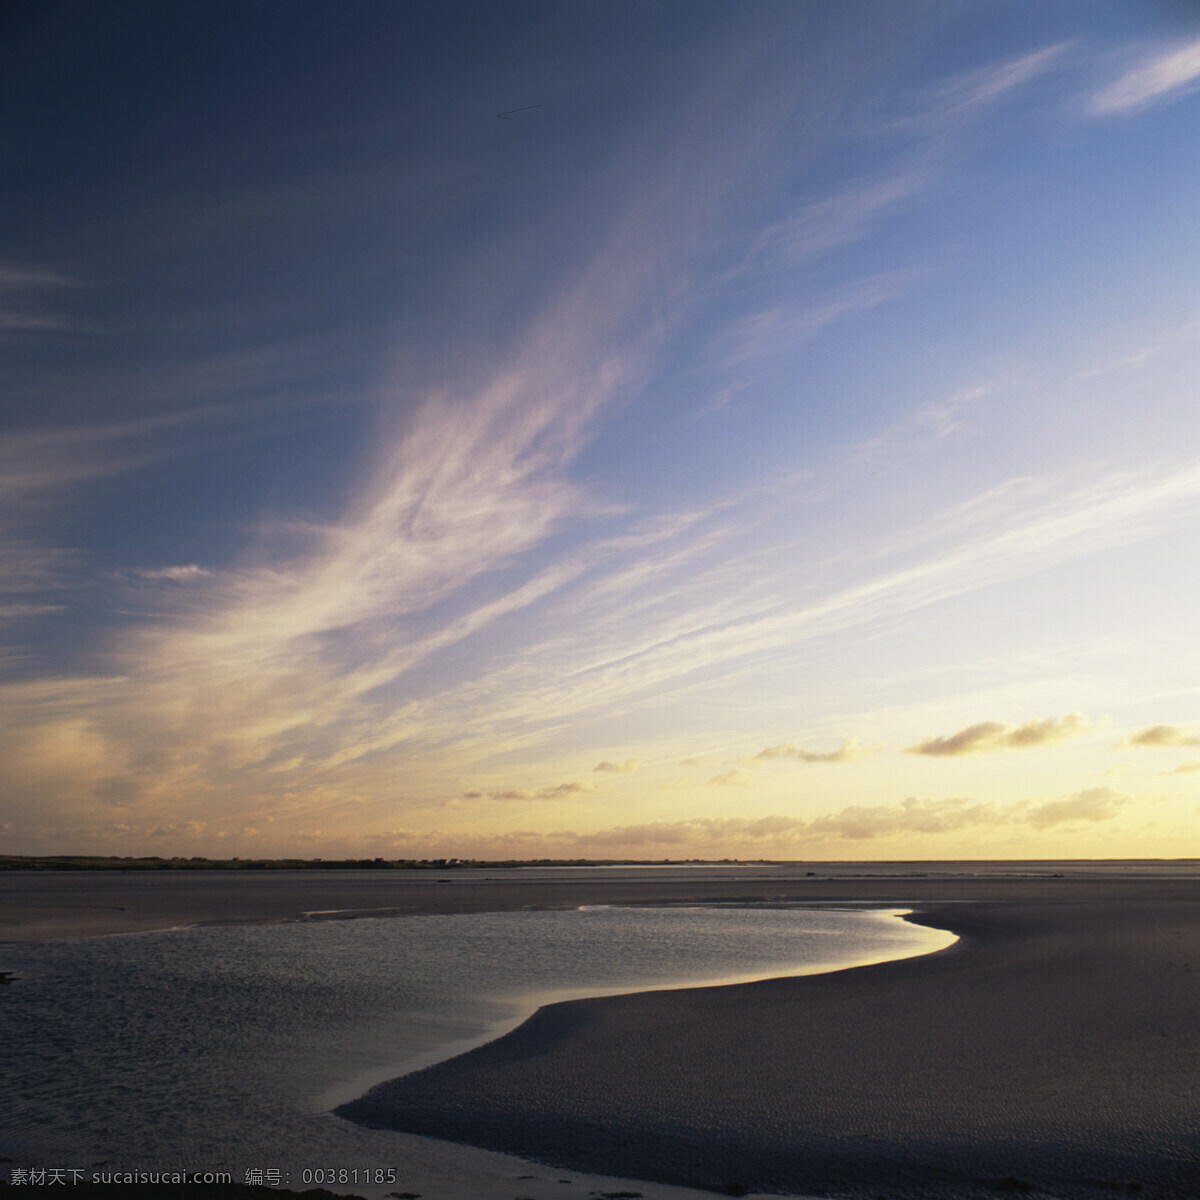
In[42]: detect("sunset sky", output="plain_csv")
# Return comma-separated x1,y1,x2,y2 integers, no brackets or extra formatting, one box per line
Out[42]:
4,0,1200,861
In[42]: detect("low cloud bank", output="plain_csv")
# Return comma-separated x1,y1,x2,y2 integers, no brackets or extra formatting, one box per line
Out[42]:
1026,787,1127,830
534,786,1130,851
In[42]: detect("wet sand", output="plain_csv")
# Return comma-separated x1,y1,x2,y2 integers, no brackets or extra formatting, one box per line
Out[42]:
334,888,1200,1200
5,871,1199,1198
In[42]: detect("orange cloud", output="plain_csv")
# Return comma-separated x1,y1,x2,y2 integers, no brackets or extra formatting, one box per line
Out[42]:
907,712,1090,757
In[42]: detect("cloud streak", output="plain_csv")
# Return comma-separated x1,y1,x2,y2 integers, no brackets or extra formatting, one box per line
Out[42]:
0,262,82,336
467,782,599,802
1126,724,1200,748
907,713,1091,757
755,737,872,764
1091,36,1200,115
594,759,641,774
708,769,756,787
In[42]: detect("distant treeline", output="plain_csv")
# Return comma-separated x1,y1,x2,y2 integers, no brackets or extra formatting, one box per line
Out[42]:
0,854,726,872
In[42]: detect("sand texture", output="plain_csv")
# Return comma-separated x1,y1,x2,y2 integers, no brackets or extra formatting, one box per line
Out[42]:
338,897,1200,1200
5,869,1199,1198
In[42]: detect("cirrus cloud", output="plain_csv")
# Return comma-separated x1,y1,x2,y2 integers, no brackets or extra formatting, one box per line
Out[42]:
1091,35,1200,116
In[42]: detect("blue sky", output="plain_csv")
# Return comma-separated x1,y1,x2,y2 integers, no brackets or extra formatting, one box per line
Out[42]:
4,0,1200,859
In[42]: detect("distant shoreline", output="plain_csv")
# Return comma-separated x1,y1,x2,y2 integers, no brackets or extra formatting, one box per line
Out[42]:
1,853,727,872
2,861,1197,944
5,853,1198,872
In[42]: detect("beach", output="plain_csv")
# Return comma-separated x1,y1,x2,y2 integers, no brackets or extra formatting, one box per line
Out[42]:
4,867,1199,1198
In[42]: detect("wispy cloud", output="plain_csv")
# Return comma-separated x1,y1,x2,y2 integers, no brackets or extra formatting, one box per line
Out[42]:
1078,319,1200,378
1026,787,1127,829
0,262,82,335
470,782,599,802
883,43,1071,135
0,401,307,498
0,265,79,289
1125,723,1200,748
721,272,912,366
0,62,791,824
854,382,999,462
594,758,641,774
930,44,1071,118
708,769,757,787
470,462,1200,741
336,459,1200,773
1091,36,1200,115
0,537,76,595
0,310,72,333
754,737,872,764
750,170,927,266
117,565,212,583
907,713,1091,757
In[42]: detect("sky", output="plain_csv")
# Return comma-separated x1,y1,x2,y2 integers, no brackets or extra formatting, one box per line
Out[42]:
3,0,1200,862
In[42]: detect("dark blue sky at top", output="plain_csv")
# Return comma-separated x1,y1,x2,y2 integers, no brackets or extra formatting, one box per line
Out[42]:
0,3,1177,616
6,4,799,593
3,2,765,550
2,2,1191,548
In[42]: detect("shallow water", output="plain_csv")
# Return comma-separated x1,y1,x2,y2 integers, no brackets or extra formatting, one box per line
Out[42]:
0,903,951,1189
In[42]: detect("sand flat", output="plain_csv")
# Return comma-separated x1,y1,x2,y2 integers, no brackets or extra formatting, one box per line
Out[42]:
334,890,1200,1200
4,870,1199,1198
1,865,1195,941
